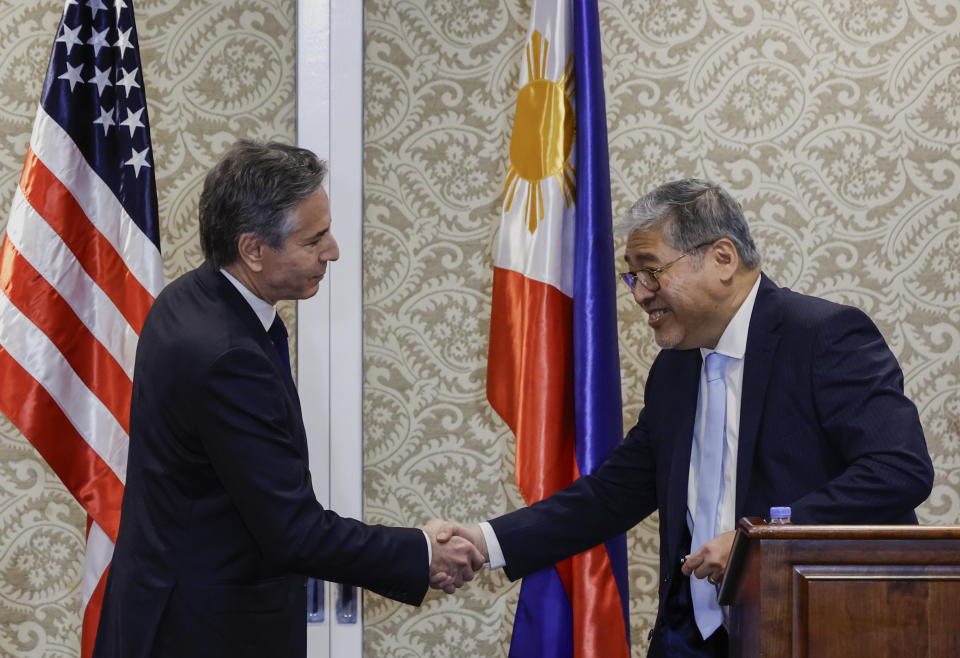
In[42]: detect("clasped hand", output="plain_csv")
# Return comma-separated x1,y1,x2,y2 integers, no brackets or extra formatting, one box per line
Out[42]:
422,519,489,594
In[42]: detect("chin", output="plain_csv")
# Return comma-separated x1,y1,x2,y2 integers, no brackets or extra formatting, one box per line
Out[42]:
301,283,321,299
654,331,684,350
285,283,321,301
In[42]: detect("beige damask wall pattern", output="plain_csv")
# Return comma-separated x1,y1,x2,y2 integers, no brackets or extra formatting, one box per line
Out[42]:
0,1,958,657
362,0,960,656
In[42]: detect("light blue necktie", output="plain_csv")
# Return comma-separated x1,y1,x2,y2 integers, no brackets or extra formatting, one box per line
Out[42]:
691,351,730,639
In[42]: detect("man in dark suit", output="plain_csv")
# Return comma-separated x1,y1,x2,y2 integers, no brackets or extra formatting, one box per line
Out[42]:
439,179,934,656
93,141,483,658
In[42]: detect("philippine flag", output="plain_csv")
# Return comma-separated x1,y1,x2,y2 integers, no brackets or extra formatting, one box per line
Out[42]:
487,1,631,656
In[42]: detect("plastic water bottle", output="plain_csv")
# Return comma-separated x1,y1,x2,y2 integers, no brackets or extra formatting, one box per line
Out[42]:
769,506,791,524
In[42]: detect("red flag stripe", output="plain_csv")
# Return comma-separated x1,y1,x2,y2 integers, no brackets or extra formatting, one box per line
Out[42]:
489,267,630,658
566,460,630,658
81,563,110,658
28,110,163,298
0,237,132,432
6,190,139,373
572,547,631,658
0,292,129,483
487,266,576,504
0,347,124,540
20,148,154,333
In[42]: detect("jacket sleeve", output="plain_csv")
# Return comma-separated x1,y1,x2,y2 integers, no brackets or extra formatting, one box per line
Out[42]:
195,345,429,605
489,410,659,581
789,305,933,523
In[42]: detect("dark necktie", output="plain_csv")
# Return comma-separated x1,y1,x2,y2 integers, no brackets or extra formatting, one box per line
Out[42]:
267,313,293,381
269,312,320,617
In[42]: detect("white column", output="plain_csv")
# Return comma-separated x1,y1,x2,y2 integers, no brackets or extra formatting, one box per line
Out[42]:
296,1,365,657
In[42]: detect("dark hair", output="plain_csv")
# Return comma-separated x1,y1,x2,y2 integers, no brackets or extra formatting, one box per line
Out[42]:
198,140,327,269
618,178,762,269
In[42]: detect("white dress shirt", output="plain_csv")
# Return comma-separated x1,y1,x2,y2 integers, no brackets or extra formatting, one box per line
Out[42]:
220,268,276,331
687,274,761,537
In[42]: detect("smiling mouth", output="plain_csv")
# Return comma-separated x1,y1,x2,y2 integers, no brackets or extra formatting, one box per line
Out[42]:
648,309,670,323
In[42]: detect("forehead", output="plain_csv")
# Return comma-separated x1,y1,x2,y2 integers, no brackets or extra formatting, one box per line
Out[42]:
624,227,673,264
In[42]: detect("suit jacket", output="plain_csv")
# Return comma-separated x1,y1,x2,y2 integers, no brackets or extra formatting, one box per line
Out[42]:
93,263,428,658
489,274,933,655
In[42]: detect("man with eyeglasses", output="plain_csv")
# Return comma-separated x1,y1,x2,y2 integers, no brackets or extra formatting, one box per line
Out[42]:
438,178,933,657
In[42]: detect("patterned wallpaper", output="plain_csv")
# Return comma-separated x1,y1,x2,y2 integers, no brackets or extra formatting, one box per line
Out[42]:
362,1,531,652
362,1,960,657
0,1,958,657
0,1,295,656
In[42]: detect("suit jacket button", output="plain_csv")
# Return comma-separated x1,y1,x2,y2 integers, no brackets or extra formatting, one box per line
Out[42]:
648,629,654,641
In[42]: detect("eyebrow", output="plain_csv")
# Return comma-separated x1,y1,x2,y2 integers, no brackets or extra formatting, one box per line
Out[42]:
624,251,657,266
302,229,329,242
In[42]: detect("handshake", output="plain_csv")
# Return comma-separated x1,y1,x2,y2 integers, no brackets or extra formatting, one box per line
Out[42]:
422,520,488,594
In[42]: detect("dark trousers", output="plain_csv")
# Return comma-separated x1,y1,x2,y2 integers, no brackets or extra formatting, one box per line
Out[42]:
647,528,729,658
648,621,728,658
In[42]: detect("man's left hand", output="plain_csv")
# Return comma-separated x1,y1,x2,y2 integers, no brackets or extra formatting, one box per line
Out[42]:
681,530,736,585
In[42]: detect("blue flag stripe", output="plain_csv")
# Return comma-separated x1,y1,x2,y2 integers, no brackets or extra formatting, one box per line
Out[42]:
40,0,160,248
572,0,631,643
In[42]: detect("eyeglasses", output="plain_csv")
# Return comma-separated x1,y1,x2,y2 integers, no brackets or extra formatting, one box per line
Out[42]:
619,239,717,292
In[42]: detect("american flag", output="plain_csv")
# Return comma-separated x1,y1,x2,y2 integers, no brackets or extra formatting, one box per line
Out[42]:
0,1,162,655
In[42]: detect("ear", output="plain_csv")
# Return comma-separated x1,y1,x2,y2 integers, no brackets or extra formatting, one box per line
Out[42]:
709,238,740,283
236,233,267,273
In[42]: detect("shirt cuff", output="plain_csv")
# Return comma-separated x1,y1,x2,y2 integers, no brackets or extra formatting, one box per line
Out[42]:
422,529,432,566
479,521,506,569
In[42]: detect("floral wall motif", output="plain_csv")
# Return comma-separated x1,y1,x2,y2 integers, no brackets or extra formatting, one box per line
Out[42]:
1,1,958,657
363,1,960,656
0,1,295,655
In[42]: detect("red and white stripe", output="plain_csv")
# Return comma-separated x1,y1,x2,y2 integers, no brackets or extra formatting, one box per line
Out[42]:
0,105,162,658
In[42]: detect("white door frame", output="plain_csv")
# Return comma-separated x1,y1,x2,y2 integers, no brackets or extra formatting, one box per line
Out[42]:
296,2,364,657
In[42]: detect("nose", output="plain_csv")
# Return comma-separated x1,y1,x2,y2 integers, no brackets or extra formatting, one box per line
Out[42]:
323,235,340,262
631,283,655,306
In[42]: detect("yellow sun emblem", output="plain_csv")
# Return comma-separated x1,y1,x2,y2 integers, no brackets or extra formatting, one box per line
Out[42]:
503,29,576,234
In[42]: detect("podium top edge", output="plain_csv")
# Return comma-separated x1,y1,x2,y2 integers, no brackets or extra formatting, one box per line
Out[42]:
737,517,960,540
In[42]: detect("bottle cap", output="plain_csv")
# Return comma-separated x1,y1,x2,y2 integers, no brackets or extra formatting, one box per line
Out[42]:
770,506,791,518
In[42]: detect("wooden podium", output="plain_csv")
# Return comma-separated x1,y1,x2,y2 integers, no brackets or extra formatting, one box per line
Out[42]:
717,518,960,657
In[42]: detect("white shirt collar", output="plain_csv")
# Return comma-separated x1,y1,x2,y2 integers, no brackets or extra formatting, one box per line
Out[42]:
219,268,277,332
700,274,761,362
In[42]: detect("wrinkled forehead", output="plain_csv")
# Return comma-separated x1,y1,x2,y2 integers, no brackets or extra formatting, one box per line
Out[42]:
623,227,674,265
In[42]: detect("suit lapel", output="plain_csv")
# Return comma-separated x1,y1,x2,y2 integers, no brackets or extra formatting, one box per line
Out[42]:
735,274,782,516
197,262,267,337
196,263,307,451
204,265,300,396
664,350,703,563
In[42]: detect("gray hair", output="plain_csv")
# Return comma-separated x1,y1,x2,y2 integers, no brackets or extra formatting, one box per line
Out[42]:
199,140,327,269
617,178,761,269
